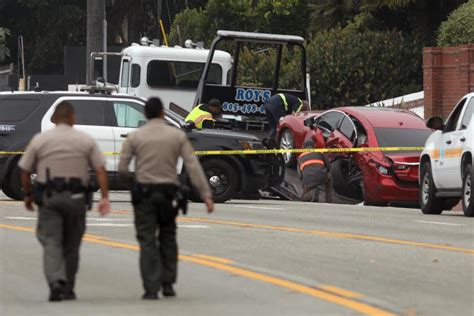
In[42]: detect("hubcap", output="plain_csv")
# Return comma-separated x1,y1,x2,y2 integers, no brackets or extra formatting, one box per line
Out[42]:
279,132,293,164
421,173,430,205
209,176,221,188
206,168,229,196
464,173,471,207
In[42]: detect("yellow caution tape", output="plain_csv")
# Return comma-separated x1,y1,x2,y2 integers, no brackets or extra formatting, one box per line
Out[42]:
193,146,424,156
0,147,425,157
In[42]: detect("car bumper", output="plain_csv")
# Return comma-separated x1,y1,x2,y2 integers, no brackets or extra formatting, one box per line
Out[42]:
364,171,419,205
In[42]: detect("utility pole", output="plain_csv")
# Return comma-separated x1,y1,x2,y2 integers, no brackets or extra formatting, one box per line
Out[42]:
157,0,162,43
86,0,105,85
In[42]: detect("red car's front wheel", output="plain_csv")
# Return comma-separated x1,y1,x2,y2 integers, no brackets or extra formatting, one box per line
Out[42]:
279,129,296,168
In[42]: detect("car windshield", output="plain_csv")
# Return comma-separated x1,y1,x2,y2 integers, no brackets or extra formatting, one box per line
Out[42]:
374,128,432,148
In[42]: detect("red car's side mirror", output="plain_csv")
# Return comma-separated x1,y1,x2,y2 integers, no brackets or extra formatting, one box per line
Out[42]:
304,117,315,127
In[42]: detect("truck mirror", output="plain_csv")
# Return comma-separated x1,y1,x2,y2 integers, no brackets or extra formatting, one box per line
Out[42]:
426,117,444,130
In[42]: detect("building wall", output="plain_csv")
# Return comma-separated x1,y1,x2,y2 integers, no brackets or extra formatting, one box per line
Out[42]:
423,45,474,118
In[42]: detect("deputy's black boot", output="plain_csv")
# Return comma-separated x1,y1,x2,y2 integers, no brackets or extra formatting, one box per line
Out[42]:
62,281,76,300
142,292,159,300
49,281,64,302
162,283,176,297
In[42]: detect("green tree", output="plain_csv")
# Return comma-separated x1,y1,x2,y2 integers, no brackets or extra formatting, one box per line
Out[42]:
307,27,423,109
169,8,210,45
0,28,10,63
437,0,474,46
309,0,468,44
255,0,309,36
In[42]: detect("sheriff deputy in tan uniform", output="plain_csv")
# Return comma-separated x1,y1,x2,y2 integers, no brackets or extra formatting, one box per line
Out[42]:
18,101,110,302
119,97,214,300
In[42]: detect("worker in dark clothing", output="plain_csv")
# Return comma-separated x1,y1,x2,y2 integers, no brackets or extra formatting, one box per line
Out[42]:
263,93,309,139
185,99,222,129
18,102,110,302
119,97,214,300
298,140,333,203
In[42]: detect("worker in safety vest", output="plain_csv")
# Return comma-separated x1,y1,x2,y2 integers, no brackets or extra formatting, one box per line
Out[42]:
185,99,222,129
264,93,309,139
297,140,332,203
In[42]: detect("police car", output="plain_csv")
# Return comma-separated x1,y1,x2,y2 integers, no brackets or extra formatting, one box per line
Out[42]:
419,93,473,217
0,91,283,202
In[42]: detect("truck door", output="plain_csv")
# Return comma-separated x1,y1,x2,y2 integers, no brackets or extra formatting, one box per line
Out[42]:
108,99,146,173
435,98,467,189
118,57,132,95
41,98,116,173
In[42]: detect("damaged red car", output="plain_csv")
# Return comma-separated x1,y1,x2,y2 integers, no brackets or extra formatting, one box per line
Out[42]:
276,107,433,206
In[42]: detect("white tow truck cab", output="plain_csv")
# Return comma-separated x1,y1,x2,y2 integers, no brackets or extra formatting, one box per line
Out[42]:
116,39,232,112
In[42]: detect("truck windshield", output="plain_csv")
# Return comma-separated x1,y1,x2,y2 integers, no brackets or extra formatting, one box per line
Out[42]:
147,61,222,89
374,128,432,148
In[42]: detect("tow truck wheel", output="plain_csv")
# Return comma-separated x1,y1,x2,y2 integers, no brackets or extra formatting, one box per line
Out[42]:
2,165,23,201
279,129,296,167
202,159,238,203
462,163,473,217
420,162,443,215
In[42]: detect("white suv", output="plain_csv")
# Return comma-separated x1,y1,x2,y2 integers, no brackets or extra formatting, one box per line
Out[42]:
419,93,473,217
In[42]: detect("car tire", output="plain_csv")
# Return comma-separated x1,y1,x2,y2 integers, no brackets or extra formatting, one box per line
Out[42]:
462,163,473,217
331,159,363,201
3,165,23,201
419,162,443,215
201,159,238,203
279,129,296,168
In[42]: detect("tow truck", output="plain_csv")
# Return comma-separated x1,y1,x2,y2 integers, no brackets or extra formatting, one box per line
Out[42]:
89,30,320,201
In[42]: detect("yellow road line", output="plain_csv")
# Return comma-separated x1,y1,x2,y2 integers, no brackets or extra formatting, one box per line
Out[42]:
178,217,474,255
193,254,234,264
320,285,364,299
0,223,395,316
107,211,474,255
182,255,394,316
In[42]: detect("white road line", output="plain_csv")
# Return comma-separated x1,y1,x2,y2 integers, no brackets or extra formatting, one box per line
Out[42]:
231,205,285,210
178,225,209,229
3,217,209,229
413,220,465,227
87,218,130,221
87,223,133,227
4,216,36,220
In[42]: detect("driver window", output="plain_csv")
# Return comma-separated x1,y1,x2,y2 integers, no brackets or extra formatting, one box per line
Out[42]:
444,98,466,133
459,98,474,130
113,101,146,128
315,112,343,132
339,116,356,142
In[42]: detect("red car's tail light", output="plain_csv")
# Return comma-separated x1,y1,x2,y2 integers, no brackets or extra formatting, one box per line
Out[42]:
394,164,409,170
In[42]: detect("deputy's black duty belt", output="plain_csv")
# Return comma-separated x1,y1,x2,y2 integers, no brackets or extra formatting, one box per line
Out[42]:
138,183,178,193
37,177,87,194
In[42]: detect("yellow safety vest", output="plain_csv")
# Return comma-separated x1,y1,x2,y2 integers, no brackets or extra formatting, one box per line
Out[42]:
278,93,303,113
185,104,214,129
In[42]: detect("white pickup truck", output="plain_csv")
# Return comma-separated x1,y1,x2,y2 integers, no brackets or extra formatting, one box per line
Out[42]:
419,92,473,217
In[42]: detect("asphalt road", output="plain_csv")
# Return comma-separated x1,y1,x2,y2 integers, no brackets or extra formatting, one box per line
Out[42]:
1,192,473,316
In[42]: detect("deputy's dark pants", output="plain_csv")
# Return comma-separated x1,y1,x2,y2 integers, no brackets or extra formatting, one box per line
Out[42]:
302,174,333,203
36,191,86,290
133,191,178,293
264,102,287,139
